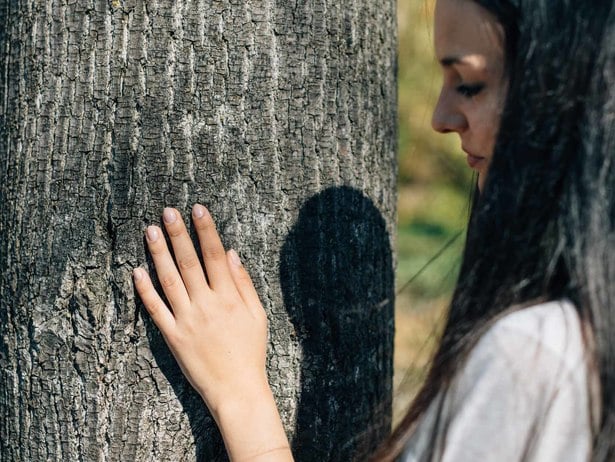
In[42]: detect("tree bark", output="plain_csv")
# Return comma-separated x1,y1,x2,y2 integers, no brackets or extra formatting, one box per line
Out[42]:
0,0,397,460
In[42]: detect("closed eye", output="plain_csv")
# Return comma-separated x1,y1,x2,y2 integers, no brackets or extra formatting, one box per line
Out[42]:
456,83,485,98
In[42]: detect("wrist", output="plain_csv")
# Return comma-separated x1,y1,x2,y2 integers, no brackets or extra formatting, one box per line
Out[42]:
198,370,271,420
209,380,292,461
209,375,272,423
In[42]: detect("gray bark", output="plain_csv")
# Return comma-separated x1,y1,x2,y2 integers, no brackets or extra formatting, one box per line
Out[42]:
0,0,397,461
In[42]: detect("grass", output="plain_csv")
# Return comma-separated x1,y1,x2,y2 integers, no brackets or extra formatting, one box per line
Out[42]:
396,183,468,300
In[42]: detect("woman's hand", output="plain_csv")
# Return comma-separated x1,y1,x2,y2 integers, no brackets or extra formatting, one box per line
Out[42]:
133,205,293,461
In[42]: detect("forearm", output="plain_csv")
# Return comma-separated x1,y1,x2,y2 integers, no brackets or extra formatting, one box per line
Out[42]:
212,383,293,462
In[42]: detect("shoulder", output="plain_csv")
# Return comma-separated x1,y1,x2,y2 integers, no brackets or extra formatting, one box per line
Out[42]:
452,299,588,400
400,300,594,462
475,299,586,373
399,300,594,462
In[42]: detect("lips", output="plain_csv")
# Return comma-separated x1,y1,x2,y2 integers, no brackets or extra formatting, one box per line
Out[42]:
462,147,485,169
466,154,484,168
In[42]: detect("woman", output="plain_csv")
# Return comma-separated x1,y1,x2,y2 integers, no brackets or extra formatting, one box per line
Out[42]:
133,0,615,460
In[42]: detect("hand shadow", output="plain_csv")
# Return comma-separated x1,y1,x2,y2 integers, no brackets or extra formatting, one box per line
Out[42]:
280,186,395,461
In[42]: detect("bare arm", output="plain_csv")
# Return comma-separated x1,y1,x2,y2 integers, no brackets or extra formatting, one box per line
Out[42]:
133,204,293,462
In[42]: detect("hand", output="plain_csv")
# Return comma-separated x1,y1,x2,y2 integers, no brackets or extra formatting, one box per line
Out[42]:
133,204,268,416
134,206,293,461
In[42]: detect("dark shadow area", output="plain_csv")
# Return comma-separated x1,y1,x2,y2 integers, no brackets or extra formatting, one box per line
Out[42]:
280,186,395,461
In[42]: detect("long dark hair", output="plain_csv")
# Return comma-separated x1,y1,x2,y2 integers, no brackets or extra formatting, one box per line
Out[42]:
374,0,615,460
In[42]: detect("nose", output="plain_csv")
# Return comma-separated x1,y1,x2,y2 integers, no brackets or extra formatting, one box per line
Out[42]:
431,91,467,134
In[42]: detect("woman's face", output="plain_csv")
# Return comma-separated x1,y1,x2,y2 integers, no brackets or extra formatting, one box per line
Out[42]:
432,0,508,190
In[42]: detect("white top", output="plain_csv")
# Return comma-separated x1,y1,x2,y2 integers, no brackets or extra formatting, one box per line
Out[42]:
400,300,595,462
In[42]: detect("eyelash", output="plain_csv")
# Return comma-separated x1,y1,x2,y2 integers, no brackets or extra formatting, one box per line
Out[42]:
456,83,485,98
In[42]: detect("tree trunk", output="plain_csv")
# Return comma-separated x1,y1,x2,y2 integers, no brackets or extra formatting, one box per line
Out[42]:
0,0,396,460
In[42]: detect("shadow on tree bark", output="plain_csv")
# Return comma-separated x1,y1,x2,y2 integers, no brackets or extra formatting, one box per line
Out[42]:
139,185,393,462
280,186,394,462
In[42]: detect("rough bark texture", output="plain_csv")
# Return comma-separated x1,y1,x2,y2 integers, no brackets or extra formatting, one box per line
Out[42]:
0,0,396,460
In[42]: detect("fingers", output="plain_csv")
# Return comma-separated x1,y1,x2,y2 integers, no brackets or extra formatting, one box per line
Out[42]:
145,224,191,312
226,249,263,316
192,204,236,291
162,208,209,297
133,268,176,334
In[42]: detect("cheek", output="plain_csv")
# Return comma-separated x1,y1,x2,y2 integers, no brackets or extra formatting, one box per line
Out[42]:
473,99,503,156
484,117,500,152
468,112,500,156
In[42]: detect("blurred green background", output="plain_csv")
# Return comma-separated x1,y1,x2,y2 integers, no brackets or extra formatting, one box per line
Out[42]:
393,0,474,423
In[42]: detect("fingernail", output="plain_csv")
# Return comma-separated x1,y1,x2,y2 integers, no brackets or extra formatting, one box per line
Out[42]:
133,268,143,281
163,208,176,224
193,204,209,219
229,249,242,266
146,226,159,242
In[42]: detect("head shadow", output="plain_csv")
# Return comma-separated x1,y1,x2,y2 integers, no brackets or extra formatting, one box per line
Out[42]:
280,185,395,461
